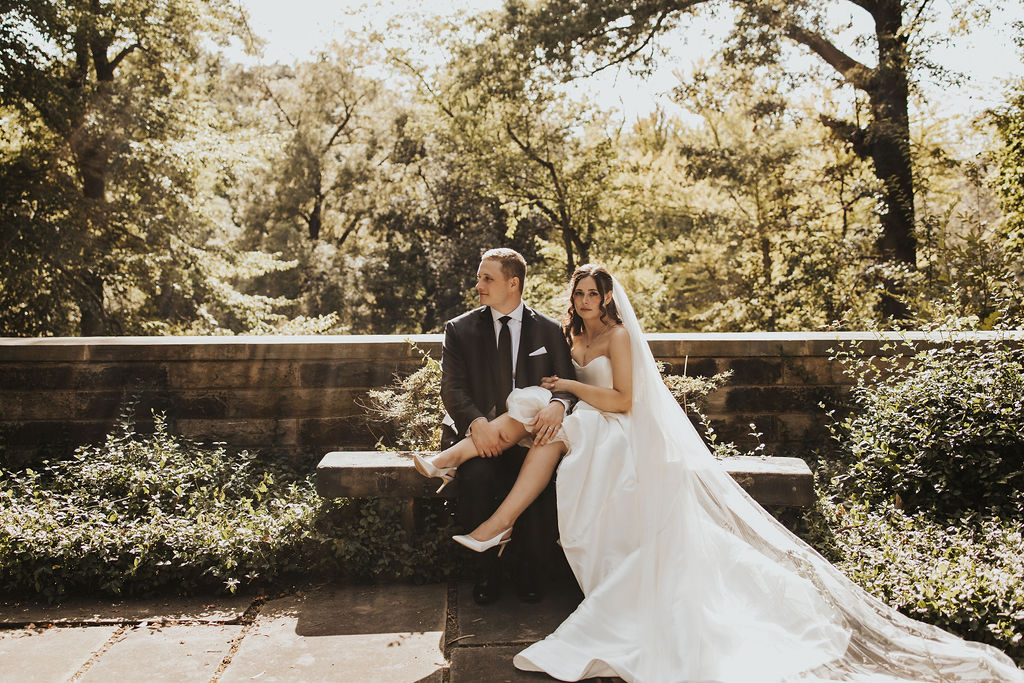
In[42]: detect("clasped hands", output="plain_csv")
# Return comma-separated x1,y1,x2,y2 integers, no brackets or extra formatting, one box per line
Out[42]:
470,379,566,457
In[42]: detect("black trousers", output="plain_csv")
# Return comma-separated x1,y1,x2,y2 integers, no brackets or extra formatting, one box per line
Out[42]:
443,428,560,581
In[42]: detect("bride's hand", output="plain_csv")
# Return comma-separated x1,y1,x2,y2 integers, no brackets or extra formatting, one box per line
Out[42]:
541,375,564,392
530,399,565,446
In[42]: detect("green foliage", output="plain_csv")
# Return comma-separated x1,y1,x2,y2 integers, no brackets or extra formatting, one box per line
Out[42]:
2,1,1020,337
829,333,1024,517
0,2,304,337
811,499,1024,663
0,410,456,601
364,342,445,451
0,413,312,599
314,497,457,584
992,82,1024,253
813,329,1024,662
661,65,880,331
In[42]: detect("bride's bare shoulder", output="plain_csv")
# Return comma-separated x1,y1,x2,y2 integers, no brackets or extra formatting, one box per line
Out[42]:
607,325,630,354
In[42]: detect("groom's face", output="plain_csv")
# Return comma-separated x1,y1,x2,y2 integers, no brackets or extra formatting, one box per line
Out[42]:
476,259,519,313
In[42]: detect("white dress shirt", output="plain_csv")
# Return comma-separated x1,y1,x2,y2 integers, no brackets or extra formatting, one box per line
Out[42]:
490,301,569,415
490,301,525,378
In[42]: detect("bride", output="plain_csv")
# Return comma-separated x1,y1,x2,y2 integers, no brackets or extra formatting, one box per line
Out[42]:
416,264,1023,682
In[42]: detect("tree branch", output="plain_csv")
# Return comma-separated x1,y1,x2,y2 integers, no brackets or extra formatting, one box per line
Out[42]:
579,9,672,76
909,0,933,29
504,123,570,226
322,96,360,153
389,52,456,120
260,81,297,129
783,22,874,92
336,212,362,247
109,42,141,72
820,114,871,160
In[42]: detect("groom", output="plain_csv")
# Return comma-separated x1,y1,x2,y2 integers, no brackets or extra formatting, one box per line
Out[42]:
440,248,575,605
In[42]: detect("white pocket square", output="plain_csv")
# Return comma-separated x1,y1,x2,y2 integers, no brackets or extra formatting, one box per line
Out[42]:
529,346,547,357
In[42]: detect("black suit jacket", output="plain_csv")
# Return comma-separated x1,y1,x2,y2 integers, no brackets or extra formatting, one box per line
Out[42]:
441,305,576,440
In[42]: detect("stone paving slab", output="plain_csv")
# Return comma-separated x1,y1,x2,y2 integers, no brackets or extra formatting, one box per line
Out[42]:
0,594,252,625
452,580,581,646
0,626,116,683
221,583,446,682
450,645,557,682
79,623,242,682
450,645,625,683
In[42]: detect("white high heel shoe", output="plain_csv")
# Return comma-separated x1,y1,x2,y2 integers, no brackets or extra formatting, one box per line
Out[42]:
452,528,513,557
412,453,456,493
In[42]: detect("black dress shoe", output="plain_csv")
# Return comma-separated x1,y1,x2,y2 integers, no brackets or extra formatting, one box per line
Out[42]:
472,576,502,605
516,570,543,603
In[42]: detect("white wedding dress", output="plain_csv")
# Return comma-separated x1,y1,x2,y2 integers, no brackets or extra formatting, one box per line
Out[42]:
504,279,1023,683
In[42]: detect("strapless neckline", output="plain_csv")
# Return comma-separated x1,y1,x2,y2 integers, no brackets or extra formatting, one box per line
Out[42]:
572,355,611,369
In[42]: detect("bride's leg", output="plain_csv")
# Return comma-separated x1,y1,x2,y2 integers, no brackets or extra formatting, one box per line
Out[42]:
466,441,567,541
431,414,529,468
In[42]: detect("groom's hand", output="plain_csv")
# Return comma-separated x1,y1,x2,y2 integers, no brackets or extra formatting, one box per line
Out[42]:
469,417,505,458
531,400,566,446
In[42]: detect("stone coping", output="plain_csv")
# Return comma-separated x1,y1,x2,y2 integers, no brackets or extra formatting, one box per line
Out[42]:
3,330,1019,362
3,330,1020,345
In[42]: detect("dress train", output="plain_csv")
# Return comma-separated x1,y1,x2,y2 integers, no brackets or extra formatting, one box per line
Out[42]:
501,279,1022,683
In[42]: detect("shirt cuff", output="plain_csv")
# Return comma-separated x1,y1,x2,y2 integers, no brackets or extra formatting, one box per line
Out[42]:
550,398,569,411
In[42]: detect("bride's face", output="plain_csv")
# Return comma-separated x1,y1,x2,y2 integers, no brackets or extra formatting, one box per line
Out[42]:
572,276,611,323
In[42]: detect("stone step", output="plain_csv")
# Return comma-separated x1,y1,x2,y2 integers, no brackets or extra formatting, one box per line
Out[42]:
316,451,814,507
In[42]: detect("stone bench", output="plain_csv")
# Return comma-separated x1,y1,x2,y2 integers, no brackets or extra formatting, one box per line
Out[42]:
316,451,815,530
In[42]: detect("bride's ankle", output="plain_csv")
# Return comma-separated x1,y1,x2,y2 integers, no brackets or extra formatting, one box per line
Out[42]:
477,516,512,539
432,451,457,469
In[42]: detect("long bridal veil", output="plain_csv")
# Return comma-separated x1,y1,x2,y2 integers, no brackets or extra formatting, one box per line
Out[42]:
610,277,1022,682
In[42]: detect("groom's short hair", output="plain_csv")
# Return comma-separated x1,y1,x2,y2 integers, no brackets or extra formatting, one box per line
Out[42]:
481,248,526,293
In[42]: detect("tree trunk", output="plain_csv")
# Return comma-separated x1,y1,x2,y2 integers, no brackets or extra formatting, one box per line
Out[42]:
308,193,323,240
75,141,108,201
563,225,577,276
72,30,116,333
78,271,106,336
865,1,916,319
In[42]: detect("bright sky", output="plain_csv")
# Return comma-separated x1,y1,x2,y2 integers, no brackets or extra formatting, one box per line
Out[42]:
229,0,1024,123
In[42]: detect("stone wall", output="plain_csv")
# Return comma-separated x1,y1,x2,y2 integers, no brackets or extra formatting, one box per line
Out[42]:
0,332,958,466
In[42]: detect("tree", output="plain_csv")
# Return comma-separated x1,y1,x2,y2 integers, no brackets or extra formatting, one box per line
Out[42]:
0,1,293,336
500,0,989,318
242,46,384,244
634,61,881,331
992,82,1024,255
392,19,629,277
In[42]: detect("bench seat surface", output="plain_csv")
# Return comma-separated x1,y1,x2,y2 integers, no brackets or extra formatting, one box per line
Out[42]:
316,451,814,507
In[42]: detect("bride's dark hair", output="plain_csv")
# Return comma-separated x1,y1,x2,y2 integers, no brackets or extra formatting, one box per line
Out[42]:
563,264,622,347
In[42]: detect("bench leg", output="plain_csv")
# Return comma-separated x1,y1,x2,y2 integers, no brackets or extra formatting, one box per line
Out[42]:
400,497,416,535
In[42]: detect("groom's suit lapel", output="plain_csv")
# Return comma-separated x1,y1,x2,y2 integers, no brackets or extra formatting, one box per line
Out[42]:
516,307,535,388
474,307,501,408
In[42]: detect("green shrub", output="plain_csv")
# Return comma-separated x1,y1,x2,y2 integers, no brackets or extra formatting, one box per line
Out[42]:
829,333,1024,517
809,498,1024,664
363,342,444,451
0,411,457,601
314,497,458,583
818,329,1024,664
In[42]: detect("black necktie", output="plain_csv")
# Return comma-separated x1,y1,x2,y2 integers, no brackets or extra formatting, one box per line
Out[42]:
497,315,513,412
